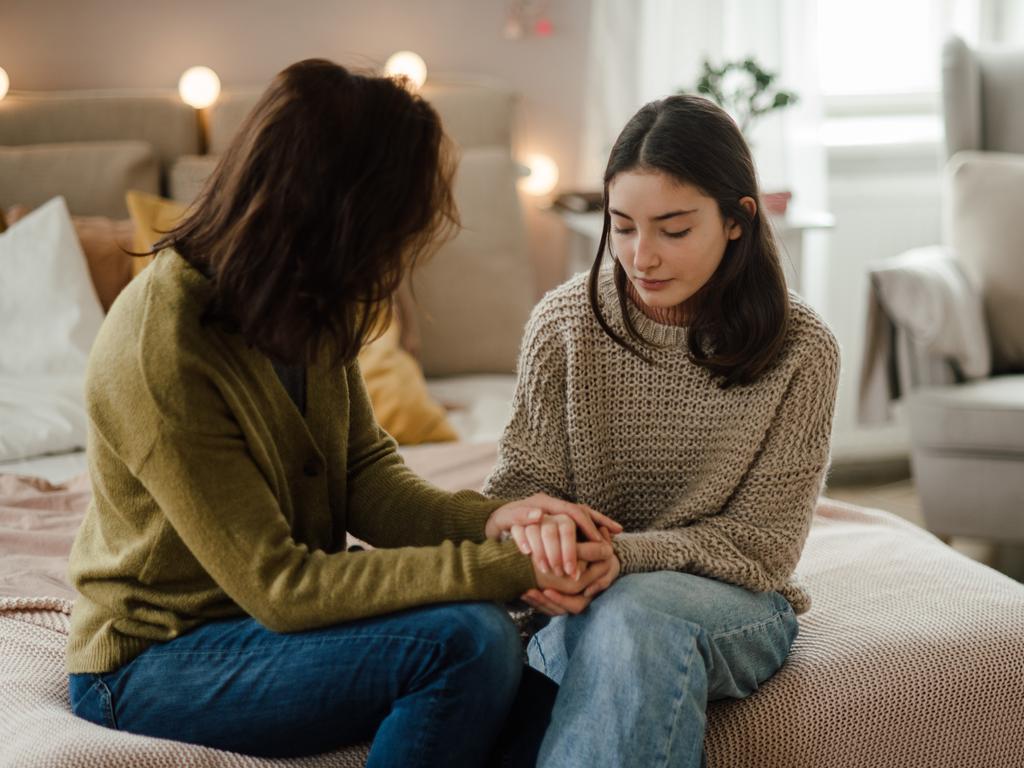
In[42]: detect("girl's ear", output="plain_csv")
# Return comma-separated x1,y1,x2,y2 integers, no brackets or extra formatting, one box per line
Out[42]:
726,196,758,241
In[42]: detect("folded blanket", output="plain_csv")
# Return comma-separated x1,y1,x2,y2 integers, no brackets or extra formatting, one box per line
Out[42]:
858,245,991,424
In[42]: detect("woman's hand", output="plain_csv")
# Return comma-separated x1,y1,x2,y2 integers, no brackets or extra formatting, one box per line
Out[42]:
485,494,623,578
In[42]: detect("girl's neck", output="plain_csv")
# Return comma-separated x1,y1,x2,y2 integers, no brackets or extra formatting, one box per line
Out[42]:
625,280,691,327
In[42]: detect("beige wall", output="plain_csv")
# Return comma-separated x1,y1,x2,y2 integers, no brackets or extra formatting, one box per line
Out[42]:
0,0,590,292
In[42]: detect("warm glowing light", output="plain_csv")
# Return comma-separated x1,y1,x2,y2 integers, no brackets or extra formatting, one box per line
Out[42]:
0,68,9,101
384,51,428,91
518,153,559,196
178,66,221,109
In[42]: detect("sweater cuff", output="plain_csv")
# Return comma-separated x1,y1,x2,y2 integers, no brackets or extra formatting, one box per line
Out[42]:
612,531,674,575
441,490,507,544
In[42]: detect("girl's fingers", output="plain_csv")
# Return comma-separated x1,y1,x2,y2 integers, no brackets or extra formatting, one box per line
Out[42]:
585,505,624,533
524,525,548,573
540,520,564,576
524,590,560,616
510,525,530,555
576,541,613,562
542,589,590,614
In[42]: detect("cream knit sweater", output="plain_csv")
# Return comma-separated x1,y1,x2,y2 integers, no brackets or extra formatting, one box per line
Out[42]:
484,270,840,614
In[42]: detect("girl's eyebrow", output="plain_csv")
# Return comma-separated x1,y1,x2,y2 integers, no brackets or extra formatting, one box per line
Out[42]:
609,208,698,221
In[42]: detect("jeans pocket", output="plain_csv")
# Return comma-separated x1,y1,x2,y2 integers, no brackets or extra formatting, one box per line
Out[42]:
69,674,118,730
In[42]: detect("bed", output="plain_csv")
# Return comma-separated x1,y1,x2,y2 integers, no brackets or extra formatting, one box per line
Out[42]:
2,83,1023,767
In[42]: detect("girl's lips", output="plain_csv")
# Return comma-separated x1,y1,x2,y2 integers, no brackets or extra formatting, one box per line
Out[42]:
636,277,671,290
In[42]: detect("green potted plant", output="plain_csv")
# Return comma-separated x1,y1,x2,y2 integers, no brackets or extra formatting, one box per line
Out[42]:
683,57,799,214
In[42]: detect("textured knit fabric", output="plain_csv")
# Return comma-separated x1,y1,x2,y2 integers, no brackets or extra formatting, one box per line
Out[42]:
484,270,840,614
66,248,534,674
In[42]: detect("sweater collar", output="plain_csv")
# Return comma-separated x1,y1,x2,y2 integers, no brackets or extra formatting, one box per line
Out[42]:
597,266,688,347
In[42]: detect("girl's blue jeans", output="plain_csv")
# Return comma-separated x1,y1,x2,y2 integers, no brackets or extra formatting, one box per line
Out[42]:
527,571,800,768
69,601,534,767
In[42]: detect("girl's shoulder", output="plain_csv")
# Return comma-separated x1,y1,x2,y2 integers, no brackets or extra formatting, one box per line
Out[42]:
784,293,841,368
524,271,596,344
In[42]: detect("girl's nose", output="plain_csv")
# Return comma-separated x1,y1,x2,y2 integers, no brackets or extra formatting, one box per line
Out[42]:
633,235,659,272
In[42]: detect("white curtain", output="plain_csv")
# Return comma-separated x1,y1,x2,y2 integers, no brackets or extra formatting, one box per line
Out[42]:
580,0,826,207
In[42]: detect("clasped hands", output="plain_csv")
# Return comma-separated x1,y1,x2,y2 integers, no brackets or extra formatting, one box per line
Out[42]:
486,494,622,616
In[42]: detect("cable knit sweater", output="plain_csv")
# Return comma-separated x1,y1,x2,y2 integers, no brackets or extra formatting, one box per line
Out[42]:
484,269,840,614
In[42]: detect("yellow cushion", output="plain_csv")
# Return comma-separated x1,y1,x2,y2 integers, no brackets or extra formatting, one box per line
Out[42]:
125,190,188,276
125,190,456,445
358,319,458,445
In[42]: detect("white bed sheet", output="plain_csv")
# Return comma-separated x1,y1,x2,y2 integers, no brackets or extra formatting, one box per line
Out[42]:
426,374,515,443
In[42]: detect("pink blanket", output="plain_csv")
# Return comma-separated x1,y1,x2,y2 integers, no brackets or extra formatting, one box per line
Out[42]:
2,442,1023,767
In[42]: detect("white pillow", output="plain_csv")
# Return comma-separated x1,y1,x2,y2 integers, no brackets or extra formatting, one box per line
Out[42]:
0,196,104,460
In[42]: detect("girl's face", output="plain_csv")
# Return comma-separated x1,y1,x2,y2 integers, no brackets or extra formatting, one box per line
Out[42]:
607,170,754,311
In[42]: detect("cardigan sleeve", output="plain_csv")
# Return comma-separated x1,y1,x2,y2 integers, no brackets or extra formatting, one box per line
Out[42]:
611,333,840,600
341,360,511,547
136,415,534,634
483,309,576,502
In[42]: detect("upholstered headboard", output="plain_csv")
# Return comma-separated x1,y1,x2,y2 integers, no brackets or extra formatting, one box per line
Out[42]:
0,79,535,376
0,90,198,216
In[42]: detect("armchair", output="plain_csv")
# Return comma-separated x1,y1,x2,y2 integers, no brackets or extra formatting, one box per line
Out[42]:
877,37,1024,543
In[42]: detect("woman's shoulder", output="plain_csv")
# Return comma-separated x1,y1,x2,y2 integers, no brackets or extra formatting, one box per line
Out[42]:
88,250,224,420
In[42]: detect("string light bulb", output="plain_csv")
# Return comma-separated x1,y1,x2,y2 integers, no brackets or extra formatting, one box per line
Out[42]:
518,153,559,196
384,51,428,91
178,66,221,109
0,68,9,101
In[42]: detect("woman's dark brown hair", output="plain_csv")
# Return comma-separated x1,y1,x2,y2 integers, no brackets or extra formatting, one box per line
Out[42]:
589,94,790,388
153,58,458,365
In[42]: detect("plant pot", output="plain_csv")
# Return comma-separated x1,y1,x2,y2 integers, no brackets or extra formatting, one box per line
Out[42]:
761,190,792,216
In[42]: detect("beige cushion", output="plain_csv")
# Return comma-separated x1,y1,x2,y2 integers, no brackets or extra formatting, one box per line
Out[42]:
0,142,159,218
0,91,199,171
948,150,1024,371
411,147,533,377
169,154,218,204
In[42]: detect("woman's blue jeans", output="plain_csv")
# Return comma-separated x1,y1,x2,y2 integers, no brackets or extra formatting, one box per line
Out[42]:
69,601,527,766
527,571,800,768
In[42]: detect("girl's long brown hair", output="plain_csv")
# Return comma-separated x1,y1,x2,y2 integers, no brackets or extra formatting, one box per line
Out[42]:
589,94,790,388
153,58,458,366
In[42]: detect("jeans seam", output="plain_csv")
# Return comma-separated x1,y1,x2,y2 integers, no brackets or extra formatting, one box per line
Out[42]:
93,676,118,730
531,634,551,677
660,631,698,768
708,609,790,642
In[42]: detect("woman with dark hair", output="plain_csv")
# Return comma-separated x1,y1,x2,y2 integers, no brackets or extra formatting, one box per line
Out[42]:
65,59,621,765
485,94,840,767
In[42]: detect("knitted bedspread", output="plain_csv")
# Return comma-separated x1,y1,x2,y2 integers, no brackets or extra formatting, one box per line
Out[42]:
2,442,1023,767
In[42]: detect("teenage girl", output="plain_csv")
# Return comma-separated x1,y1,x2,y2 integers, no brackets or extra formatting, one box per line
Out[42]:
485,94,840,768
65,59,620,766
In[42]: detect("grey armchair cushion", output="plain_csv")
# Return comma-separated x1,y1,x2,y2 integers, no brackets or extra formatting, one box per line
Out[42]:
908,375,1024,455
948,151,1024,372
943,37,1024,157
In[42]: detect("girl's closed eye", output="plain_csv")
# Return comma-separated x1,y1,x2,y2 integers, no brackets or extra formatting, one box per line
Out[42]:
665,228,691,238
612,226,635,235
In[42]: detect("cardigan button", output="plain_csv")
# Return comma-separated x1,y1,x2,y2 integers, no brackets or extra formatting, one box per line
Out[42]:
303,458,322,477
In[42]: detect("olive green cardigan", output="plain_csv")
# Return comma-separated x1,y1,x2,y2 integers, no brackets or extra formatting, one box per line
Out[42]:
67,250,535,674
